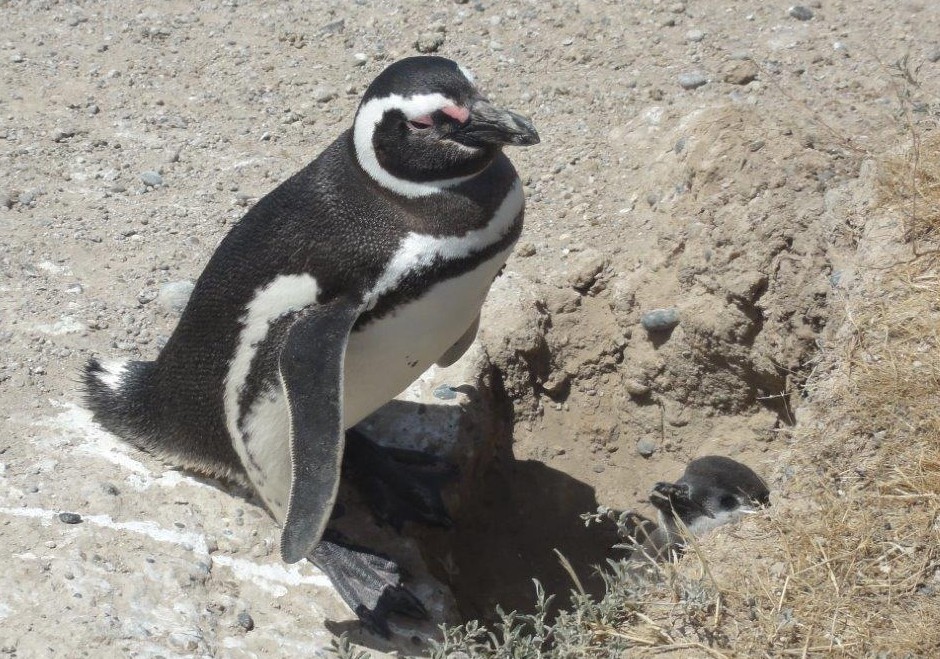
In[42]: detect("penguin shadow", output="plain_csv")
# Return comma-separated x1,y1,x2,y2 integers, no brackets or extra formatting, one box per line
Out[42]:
354,397,621,630
423,453,620,624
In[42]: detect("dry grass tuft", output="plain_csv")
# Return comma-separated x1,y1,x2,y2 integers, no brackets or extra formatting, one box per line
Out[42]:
698,131,940,656
877,131,940,252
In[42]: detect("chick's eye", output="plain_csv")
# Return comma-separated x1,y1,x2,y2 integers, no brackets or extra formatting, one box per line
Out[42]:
719,495,739,511
407,114,434,130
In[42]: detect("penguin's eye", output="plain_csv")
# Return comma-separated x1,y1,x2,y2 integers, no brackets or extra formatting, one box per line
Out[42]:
719,494,739,511
407,114,434,131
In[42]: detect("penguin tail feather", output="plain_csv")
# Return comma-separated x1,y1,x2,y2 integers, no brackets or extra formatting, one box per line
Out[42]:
82,357,159,452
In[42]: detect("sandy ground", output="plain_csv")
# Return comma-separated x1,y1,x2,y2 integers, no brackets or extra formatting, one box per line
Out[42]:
2,0,939,656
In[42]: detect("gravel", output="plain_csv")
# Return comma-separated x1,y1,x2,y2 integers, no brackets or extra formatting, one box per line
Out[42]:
140,171,163,187
788,5,814,21
678,72,708,90
636,438,657,457
237,611,255,632
58,512,83,524
433,384,458,401
641,308,681,332
157,280,195,314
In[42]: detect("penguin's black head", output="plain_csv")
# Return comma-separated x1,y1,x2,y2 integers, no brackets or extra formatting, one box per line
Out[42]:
680,456,771,515
651,456,770,526
353,56,539,197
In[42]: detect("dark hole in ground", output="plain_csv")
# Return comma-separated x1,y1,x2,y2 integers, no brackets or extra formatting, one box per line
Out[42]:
346,381,620,637
418,451,620,623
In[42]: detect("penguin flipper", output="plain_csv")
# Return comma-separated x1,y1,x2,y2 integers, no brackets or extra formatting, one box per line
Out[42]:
436,313,480,367
278,298,361,564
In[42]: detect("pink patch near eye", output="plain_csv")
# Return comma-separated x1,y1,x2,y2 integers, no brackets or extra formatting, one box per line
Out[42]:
441,105,470,124
409,114,434,127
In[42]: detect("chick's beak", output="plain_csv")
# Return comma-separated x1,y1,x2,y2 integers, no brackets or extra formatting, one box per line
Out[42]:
455,99,540,147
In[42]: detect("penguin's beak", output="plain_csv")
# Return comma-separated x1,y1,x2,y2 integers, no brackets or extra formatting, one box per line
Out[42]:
650,482,714,520
455,99,540,147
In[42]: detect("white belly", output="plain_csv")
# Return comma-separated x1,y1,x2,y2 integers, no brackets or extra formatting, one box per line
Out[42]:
343,246,511,426
235,247,512,520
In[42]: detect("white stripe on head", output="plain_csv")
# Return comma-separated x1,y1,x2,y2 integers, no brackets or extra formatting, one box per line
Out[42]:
353,92,476,198
97,359,129,391
224,274,319,457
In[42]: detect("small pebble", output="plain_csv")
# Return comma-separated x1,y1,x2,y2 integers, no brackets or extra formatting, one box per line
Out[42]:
516,242,536,257
433,384,457,401
52,128,76,142
157,280,195,314
685,29,705,43
350,52,368,67
319,19,345,36
678,72,707,90
928,50,940,63
415,32,445,54
140,171,163,187
101,482,120,496
313,87,337,103
788,5,814,20
58,512,83,524
237,611,255,632
723,60,759,85
636,438,657,457
641,307,680,332
624,379,651,397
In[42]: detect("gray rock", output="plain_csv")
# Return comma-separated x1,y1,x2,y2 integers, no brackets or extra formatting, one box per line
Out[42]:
678,72,708,90
52,128,76,142
58,512,82,524
313,86,337,103
415,32,445,54
433,384,458,401
723,60,759,85
237,611,255,631
636,438,657,457
157,280,195,314
928,50,940,63
641,307,680,332
18,191,36,205
686,29,705,43
567,248,608,292
140,171,163,187
788,5,814,20
319,19,345,36
624,379,651,397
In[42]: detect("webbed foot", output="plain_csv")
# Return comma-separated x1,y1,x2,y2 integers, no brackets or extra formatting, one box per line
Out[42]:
311,530,427,638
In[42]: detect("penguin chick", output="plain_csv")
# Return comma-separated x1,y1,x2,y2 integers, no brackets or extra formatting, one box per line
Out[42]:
634,455,770,563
